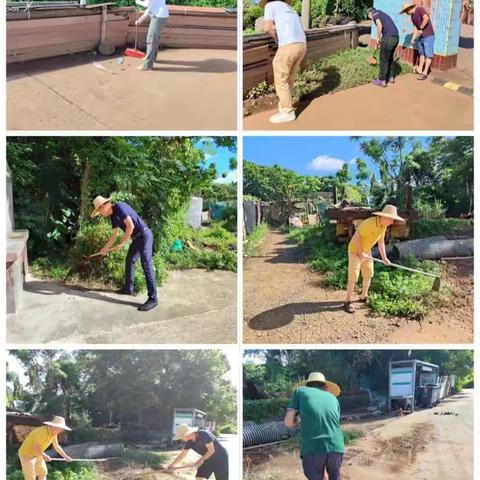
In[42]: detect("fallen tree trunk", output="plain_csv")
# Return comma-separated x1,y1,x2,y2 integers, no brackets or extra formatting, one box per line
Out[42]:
46,442,124,459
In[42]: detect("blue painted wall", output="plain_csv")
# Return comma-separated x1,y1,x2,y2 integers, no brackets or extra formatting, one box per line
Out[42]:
371,0,462,56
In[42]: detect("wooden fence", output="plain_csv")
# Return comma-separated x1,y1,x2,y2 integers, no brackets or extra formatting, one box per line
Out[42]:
7,5,237,64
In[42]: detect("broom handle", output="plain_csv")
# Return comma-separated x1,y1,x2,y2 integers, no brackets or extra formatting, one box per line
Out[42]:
135,9,138,50
367,257,438,278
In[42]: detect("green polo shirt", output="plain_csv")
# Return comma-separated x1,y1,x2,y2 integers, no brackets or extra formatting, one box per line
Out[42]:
288,386,345,457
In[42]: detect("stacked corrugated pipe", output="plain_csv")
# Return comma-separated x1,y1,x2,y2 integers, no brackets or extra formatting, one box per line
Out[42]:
243,421,299,448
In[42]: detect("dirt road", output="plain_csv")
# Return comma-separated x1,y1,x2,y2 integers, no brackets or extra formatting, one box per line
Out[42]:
243,230,473,344
99,434,238,480
243,74,473,131
244,391,473,480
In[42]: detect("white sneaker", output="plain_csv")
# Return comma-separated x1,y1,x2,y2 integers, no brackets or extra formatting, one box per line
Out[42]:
269,111,296,124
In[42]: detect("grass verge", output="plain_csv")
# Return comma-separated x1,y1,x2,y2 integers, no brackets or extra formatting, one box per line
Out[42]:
120,448,169,469
244,223,269,257
244,47,413,115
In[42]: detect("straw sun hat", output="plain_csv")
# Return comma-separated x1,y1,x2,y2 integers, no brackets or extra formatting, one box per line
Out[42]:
173,423,198,441
296,372,341,397
90,195,112,218
43,416,72,431
400,3,417,14
372,204,405,223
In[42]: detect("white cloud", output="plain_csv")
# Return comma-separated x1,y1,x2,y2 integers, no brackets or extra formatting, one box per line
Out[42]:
349,158,358,165
214,169,237,184
307,155,345,172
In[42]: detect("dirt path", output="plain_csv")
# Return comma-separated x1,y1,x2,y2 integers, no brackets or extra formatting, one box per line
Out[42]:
243,230,473,344
244,391,473,480
243,74,473,131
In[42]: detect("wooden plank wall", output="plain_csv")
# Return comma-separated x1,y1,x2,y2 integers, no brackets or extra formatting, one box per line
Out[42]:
7,5,237,63
243,26,359,97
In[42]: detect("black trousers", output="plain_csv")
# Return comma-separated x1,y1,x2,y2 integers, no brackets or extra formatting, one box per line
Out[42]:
302,453,343,480
196,454,228,480
379,36,399,81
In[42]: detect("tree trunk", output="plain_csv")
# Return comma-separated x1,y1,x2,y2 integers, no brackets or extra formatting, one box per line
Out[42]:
79,159,91,226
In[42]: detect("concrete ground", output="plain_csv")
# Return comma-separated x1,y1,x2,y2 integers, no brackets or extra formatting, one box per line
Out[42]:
7,269,236,344
244,73,473,130
245,24,473,131
7,48,237,130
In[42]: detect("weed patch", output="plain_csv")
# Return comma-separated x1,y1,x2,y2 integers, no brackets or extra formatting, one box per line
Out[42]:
244,223,269,256
121,449,169,469
288,223,445,319
245,47,413,115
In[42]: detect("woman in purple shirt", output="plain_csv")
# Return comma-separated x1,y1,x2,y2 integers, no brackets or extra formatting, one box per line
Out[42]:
90,195,158,312
401,3,436,80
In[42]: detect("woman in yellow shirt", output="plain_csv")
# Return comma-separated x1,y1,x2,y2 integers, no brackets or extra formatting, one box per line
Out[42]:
345,205,405,313
19,416,72,480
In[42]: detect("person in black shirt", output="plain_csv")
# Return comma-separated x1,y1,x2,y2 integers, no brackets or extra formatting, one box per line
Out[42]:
167,424,229,480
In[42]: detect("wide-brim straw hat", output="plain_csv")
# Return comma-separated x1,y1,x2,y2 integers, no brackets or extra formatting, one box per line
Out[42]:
259,0,293,9
372,204,405,223
296,372,341,397
173,423,198,441
90,195,112,218
400,3,416,14
43,416,72,431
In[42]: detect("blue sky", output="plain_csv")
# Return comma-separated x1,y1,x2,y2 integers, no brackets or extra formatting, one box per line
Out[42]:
244,136,431,180
196,139,237,184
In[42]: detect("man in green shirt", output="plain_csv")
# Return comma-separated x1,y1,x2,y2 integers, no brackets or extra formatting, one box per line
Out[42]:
284,372,344,480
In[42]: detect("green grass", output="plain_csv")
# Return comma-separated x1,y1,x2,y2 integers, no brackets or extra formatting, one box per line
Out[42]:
244,223,269,256
343,428,364,445
288,223,445,319
412,218,473,239
247,47,413,102
121,448,169,469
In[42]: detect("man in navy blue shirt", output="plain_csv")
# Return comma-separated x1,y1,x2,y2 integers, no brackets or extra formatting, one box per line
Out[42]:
368,7,399,87
90,195,158,312
167,424,229,480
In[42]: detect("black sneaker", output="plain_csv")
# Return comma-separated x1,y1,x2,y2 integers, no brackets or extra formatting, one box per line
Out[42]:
115,288,134,296
138,298,158,312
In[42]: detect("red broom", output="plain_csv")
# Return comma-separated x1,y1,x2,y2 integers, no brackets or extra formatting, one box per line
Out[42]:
124,8,144,59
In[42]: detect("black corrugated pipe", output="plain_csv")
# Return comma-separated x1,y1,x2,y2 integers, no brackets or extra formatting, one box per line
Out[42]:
243,422,298,448
391,238,473,261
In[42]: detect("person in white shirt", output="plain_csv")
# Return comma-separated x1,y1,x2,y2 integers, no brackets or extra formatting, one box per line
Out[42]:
135,0,169,70
261,0,307,123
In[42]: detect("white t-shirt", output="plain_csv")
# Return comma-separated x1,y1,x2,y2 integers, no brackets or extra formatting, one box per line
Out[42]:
264,1,306,47
136,0,169,18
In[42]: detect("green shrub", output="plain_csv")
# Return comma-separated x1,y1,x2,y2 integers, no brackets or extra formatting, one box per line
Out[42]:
244,5,264,31
414,199,446,219
244,398,290,423
69,220,168,290
30,257,70,281
70,427,121,444
412,218,473,239
343,428,364,445
244,223,269,256
219,423,238,434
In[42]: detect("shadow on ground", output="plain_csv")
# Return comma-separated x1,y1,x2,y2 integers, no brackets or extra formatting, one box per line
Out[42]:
25,281,140,308
248,301,345,330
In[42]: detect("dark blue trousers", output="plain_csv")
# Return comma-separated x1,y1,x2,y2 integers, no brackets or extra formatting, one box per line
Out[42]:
302,453,343,480
125,228,157,301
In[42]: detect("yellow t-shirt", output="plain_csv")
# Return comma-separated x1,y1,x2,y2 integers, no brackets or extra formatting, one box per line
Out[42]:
19,426,55,457
348,216,386,254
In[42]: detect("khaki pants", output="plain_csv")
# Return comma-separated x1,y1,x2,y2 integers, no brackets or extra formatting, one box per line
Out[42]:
272,42,307,113
348,252,374,284
19,455,48,480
